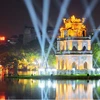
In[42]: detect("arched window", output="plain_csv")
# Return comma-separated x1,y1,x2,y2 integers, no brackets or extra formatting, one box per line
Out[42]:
82,41,88,50
72,46,77,51
82,46,87,51
84,62,87,69
82,30,85,37
72,62,77,69
73,41,78,50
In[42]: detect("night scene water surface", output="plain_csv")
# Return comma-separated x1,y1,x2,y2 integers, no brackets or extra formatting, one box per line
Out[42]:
0,76,100,100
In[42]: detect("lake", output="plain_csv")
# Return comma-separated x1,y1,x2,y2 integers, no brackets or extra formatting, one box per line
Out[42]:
0,77,100,99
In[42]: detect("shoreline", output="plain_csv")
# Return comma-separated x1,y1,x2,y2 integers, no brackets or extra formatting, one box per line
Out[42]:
5,74,100,80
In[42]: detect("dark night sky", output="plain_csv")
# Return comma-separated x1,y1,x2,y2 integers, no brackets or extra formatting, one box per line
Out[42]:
0,0,100,37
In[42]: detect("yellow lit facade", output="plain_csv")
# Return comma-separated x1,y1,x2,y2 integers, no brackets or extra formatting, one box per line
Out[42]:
56,15,93,74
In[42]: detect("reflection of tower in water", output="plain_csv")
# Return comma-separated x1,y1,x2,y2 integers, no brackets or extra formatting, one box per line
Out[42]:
56,80,93,100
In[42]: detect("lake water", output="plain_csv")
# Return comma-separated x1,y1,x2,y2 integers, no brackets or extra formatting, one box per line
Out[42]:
0,77,100,99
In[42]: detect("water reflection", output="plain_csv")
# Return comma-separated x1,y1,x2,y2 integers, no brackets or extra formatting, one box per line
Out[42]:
0,92,5,100
38,80,56,100
56,80,93,100
0,78,100,99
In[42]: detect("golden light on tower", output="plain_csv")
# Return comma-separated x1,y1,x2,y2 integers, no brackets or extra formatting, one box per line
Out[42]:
59,15,86,38
56,15,92,73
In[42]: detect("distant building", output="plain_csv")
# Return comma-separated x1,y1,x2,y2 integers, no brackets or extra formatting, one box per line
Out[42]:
7,35,18,45
47,26,54,38
56,15,93,74
23,26,54,45
23,26,37,45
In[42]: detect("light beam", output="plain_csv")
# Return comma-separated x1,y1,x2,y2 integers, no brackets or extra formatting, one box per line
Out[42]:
46,0,71,61
54,0,69,18
83,0,98,22
37,17,56,54
82,0,96,29
24,0,43,55
42,0,50,58
92,25,100,44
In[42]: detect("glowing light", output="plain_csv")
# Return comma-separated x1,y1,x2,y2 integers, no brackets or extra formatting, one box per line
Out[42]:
97,68,100,72
0,95,5,100
91,68,95,72
52,69,57,72
48,80,52,88
33,61,37,65
39,68,45,75
39,68,45,72
59,15,86,37
0,36,5,41
38,59,42,64
47,68,51,72
39,80,45,88
52,83,56,88
93,80,96,88
0,65,2,68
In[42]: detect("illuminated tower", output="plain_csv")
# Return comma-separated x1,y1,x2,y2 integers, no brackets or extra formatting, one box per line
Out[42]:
56,15,93,74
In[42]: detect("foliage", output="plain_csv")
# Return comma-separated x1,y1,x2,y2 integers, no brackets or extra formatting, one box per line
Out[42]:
48,54,56,68
1,39,100,71
92,43,100,66
0,39,57,71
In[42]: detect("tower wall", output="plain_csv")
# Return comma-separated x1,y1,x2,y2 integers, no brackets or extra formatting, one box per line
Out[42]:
56,55,92,70
57,39,91,51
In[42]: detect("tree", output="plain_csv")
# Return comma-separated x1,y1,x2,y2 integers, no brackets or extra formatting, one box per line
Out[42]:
92,43,100,66
48,54,56,68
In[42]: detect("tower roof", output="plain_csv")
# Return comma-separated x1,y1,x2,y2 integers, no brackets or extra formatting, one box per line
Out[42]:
59,15,86,38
